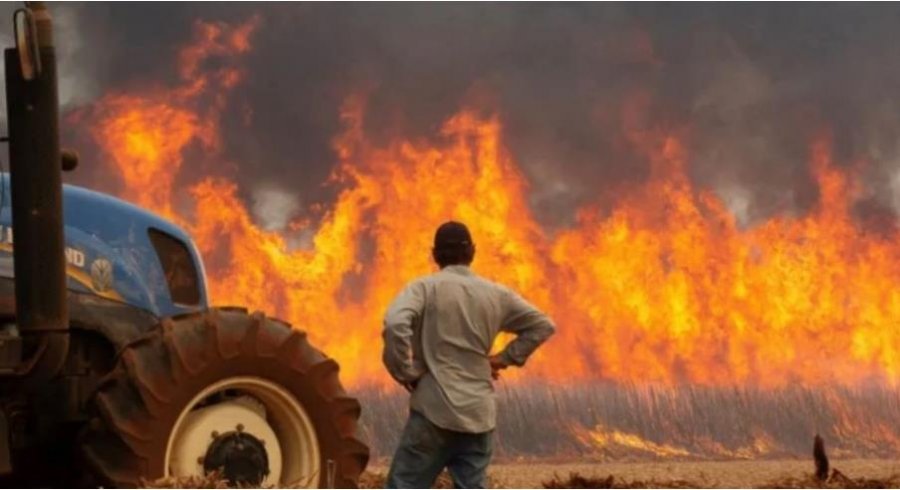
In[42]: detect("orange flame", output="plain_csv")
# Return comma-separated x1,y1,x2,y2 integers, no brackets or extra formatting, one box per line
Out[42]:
571,423,693,459
83,18,900,388
86,16,260,216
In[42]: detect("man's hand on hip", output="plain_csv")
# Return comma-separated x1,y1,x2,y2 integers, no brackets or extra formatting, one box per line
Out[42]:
402,378,420,393
489,354,509,380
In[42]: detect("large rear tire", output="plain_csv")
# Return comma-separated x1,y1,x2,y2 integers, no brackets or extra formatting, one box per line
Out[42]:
79,308,369,488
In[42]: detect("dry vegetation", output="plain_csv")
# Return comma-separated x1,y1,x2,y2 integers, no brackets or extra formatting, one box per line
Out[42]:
541,472,697,488
761,472,900,489
358,470,496,489
362,459,900,489
142,472,232,488
143,460,900,488
354,383,900,488
359,383,900,461
539,470,900,489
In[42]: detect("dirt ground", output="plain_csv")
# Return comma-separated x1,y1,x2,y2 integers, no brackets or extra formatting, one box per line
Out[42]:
364,459,900,488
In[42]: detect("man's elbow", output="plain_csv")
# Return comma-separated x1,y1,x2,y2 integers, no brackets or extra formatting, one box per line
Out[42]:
540,319,557,341
383,310,413,334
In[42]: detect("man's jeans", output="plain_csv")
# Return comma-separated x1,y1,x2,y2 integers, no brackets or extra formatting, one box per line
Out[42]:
386,411,493,489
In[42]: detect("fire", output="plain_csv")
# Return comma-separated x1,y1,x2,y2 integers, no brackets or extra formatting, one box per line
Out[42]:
572,423,692,459
85,16,260,216
550,131,900,386
80,17,900,388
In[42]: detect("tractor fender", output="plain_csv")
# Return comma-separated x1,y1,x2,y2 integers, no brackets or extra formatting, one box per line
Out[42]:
0,277,159,355
68,292,159,353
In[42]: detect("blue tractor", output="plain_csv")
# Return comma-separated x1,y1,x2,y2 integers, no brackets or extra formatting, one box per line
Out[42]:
0,3,368,487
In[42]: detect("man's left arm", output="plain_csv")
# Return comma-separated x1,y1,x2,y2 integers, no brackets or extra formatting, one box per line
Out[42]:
493,289,556,371
382,281,427,389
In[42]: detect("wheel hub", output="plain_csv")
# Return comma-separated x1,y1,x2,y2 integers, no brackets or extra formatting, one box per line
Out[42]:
165,378,321,487
203,430,270,486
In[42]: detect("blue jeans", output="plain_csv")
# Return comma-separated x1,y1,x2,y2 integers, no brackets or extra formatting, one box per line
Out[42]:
386,411,493,489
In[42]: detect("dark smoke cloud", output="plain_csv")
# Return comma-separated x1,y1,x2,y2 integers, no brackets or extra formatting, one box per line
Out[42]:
3,2,900,229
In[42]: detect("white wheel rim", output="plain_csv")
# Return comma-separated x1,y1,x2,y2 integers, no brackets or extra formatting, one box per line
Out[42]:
164,376,321,487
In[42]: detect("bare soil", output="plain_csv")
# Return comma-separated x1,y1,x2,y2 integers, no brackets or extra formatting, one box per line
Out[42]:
363,459,900,488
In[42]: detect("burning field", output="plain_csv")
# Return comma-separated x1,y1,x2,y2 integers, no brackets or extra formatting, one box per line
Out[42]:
360,383,900,461
69,12,900,388
39,2,900,480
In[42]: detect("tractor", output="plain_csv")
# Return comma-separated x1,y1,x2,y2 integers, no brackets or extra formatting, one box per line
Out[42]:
0,3,368,487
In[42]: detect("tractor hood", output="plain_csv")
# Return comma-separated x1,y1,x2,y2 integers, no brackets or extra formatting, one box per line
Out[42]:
0,174,209,318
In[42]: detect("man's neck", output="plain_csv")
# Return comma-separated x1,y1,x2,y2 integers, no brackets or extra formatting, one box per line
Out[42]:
440,264,472,275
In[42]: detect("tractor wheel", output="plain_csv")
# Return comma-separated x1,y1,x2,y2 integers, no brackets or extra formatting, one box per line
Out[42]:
79,307,369,488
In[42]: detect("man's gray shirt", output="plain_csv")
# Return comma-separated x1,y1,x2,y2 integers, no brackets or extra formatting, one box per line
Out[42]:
382,265,556,433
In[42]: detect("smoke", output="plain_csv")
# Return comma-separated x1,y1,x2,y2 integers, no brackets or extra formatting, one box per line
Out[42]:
250,183,301,231
3,3,900,227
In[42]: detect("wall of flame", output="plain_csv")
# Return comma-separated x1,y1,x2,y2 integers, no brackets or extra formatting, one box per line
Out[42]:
74,17,900,388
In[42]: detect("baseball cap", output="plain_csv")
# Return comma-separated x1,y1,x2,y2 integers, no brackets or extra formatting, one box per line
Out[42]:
434,221,473,249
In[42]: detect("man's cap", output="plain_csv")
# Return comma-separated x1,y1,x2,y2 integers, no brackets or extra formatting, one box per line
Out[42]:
434,221,473,249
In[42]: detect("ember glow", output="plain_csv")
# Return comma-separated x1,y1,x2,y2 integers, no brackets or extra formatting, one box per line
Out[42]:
82,18,900,389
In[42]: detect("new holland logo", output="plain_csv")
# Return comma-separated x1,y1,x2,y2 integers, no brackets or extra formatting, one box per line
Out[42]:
90,258,113,293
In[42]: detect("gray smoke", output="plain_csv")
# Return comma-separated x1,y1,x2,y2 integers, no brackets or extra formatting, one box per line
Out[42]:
2,2,900,229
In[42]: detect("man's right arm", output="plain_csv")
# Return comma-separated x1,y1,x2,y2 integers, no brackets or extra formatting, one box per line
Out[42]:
495,289,556,368
382,281,427,387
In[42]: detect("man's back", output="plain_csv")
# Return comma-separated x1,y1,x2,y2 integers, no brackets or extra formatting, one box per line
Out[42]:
382,220,554,489
384,265,555,433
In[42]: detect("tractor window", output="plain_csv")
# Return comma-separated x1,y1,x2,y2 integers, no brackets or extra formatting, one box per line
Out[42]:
148,228,200,306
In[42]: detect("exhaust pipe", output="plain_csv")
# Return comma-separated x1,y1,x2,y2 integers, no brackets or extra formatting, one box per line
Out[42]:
4,1,68,382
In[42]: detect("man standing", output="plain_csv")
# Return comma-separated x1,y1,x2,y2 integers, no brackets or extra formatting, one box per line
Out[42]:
382,221,556,488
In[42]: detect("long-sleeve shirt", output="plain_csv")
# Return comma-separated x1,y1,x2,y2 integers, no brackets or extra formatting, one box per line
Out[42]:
382,264,556,433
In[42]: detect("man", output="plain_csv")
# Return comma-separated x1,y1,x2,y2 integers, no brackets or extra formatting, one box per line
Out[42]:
382,221,556,488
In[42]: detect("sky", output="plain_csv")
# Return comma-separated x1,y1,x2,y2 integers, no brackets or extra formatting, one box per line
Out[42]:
3,2,900,231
